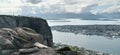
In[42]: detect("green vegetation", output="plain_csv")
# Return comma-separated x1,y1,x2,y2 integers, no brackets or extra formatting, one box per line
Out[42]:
53,43,111,55
53,43,81,51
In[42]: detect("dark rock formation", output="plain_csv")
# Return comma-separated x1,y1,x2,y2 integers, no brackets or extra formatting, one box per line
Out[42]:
0,27,44,49
57,47,71,51
0,15,53,47
18,47,57,55
0,27,60,55
56,47,77,55
0,27,56,55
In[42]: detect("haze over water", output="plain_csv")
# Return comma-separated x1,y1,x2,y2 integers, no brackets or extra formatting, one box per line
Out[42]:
47,19,120,26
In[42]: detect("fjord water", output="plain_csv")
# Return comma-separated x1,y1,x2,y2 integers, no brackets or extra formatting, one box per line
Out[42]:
47,19,120,55
52,30,120,54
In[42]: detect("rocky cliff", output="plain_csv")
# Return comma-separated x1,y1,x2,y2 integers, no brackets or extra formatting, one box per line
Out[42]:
0,27,58,55
0,15,53,47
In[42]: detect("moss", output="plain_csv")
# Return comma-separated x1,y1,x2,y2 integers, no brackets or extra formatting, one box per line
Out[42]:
69,46,79,51
54,43,111,55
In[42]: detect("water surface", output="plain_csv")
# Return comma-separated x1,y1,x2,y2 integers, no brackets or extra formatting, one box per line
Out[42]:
52,30,120,55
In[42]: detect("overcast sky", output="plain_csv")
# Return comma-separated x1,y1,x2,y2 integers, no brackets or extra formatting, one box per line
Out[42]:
0,0,120,19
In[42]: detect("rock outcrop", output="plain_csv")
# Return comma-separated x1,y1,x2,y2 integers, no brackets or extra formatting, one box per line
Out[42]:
1,27,45,48
0,15,53,47
0,27,57,55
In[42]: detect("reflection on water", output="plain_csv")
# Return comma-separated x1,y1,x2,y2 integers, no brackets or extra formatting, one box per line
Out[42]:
52,30,120,55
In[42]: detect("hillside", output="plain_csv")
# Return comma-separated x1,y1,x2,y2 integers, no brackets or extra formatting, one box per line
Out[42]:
52,25,120,39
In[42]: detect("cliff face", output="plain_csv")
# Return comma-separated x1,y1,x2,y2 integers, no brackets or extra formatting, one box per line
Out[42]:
0,15,53,47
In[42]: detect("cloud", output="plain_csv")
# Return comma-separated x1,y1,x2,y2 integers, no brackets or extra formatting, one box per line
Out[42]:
90,0,120,18
0,0,22,15
0,0,120,19
91,0,120,13
99,6,120,18
24,0,42,4
20,3,105,19
100,6,120,13
19,0,119,19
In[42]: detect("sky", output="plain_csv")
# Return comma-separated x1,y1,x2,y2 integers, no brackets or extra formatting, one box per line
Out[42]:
0,0,120,19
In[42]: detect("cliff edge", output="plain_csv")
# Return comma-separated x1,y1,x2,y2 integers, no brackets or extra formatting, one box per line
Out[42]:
0,15,53,47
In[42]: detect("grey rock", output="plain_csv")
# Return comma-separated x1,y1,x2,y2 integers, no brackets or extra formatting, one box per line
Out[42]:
19,47,39,54
0,27,55,55
19,47,57,55
0,15,53,47
0,27,44,49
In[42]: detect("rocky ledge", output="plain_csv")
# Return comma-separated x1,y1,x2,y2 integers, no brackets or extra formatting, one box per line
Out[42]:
0,27,49,55
0,15,53,47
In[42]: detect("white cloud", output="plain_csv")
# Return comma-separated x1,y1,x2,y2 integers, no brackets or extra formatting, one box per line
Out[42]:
96,0,119,6
20,0,90,14
0,0,22,15
23,0,42,4
0,0,119,18
102,6,120,13
42,0,65,4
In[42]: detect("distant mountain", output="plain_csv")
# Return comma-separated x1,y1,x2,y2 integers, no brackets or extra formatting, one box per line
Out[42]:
100,12,120,18
22,13,106,20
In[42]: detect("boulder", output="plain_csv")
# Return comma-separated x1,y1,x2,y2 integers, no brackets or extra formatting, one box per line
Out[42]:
19,47,57,55
0,27,45,49
0,27,61,55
